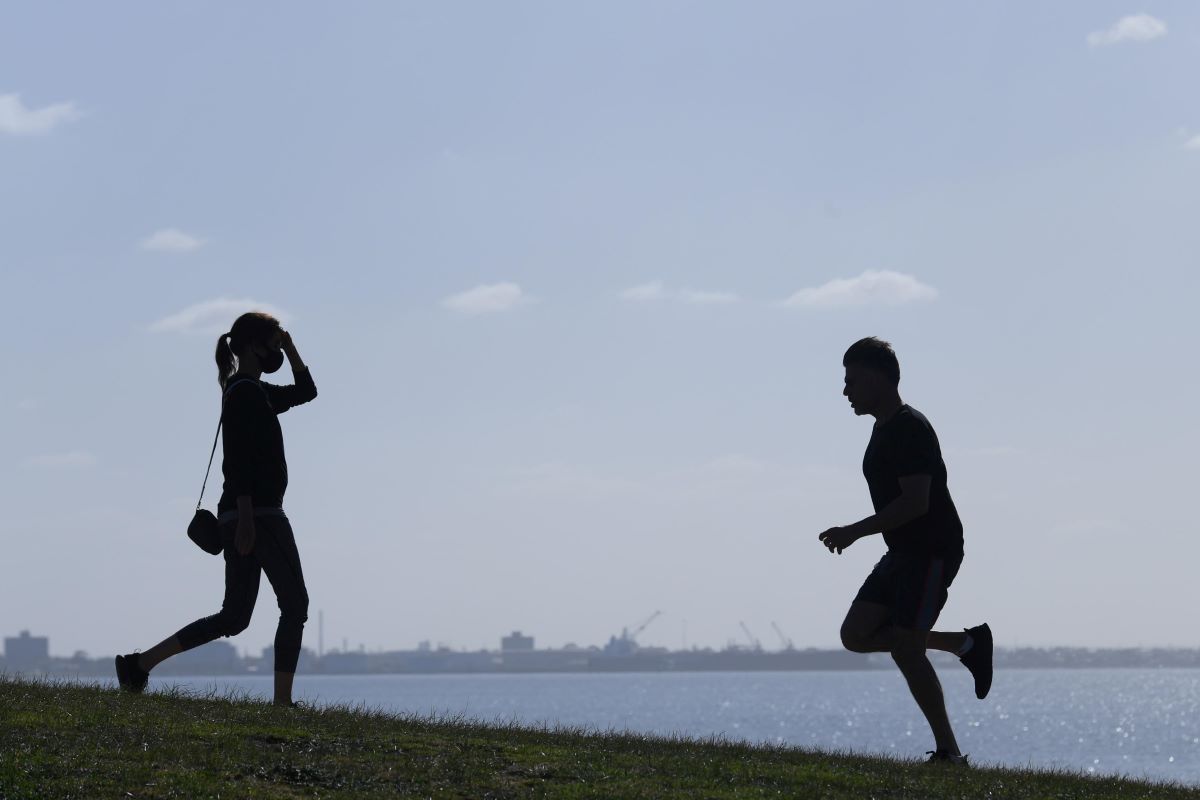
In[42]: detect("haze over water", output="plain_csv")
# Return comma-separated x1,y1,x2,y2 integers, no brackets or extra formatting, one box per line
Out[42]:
145,669,1200,785
5,4,1200,660
6,7,1200,786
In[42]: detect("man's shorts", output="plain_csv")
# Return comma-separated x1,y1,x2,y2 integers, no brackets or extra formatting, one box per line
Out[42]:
853,551,964,631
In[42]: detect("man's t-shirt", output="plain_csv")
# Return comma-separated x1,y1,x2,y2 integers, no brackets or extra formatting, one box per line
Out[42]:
862,405,964,557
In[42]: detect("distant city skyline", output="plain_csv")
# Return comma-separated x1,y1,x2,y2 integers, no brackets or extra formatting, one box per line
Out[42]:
3,3,1199,656
8,624,1200,683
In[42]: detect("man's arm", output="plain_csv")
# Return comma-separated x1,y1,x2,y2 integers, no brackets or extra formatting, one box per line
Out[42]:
819,474,931,553
849,474,931,537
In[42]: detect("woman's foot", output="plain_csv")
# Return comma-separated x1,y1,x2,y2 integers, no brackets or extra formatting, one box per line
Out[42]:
114,653,149,693
925,750,969,765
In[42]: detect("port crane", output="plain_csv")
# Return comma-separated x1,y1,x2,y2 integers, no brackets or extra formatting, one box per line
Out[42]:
604,610,663,656
771,621,795,652
626,610,662,643
738,621,763,652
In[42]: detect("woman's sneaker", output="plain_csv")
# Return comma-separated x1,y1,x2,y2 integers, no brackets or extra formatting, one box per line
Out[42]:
959,623,993,699
114,653,149,693
926,750,970,765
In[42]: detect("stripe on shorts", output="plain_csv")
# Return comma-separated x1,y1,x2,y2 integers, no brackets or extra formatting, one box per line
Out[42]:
915,558,945,631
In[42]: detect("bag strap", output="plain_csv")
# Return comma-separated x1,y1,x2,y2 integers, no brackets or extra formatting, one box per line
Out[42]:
196,378,260,511
196,418,222,511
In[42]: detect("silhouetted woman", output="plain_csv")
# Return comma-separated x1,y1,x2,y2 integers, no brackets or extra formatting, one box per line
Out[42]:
116,311,317,705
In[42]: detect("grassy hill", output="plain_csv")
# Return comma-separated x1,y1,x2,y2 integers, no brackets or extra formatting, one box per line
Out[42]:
1,675,1195,799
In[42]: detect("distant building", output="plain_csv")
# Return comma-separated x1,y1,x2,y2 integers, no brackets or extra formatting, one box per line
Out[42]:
261,646,318,673
4,630,50,672
502,631,534,652
320,649,368,673
154,640,239,675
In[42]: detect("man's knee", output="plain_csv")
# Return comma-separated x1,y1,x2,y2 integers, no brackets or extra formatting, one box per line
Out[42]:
889,630,928,664
840,623,872,654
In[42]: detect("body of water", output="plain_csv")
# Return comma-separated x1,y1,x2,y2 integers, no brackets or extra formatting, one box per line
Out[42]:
139,668,1200,785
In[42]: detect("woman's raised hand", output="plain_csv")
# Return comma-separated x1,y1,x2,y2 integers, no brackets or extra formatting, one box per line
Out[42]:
279,329,307,372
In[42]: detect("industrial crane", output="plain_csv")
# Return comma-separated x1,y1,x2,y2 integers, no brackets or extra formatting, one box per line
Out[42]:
771,621,795,652
604,610,663,656
738,621,763,652
627,610,662,643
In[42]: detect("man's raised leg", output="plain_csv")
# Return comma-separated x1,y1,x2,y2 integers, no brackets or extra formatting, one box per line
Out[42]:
839,601,897,653
926,630,968,654
893,628,961,757
930,624,993,699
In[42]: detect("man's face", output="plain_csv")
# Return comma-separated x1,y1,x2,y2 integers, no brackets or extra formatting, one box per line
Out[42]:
843,364,886,416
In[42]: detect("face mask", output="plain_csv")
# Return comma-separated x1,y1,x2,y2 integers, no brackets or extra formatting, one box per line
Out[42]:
259,347,285,374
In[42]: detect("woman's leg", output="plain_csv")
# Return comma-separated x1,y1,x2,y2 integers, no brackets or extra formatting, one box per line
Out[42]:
156,529,263,671
274,670,295,704
255,515,309,704
137,636,183,673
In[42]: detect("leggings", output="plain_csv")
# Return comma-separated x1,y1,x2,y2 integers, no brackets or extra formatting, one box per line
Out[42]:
175,511,309,673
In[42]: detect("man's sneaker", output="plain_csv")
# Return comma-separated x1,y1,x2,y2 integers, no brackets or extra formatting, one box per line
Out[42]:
959,623,993,700
925,750,970,766
114,653,149,693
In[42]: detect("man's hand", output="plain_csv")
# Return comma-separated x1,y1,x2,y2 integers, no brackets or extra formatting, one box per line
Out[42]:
818,526,860,554
235,516,257,556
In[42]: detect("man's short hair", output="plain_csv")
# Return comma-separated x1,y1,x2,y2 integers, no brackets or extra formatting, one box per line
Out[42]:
843,337,900,385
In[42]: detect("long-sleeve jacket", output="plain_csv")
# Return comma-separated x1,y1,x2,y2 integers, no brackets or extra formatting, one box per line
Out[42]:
217,367,318,513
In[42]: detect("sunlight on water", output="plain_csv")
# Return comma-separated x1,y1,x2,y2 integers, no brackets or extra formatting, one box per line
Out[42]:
150,668,1200,785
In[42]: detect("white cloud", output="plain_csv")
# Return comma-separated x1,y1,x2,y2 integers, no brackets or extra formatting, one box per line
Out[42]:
0,93,81,135
974,445,1020,457
140,228,205,252
680,289,740,306
621,281,668,302
1184,135,1200,151
622,282,739,306
150,298,293,335
781,270,938,309
1087,14,1167,47
498,462,641,501
700,454,770,475
1051,517,1124,536
498,456,847,508
949,445,1022,458
27,451,97,469
442,282,530,315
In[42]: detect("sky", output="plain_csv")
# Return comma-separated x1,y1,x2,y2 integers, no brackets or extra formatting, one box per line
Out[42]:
2,3,1199,659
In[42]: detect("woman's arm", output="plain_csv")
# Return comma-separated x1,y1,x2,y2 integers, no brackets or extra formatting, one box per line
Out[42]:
281,329,305,372
263,330,318,412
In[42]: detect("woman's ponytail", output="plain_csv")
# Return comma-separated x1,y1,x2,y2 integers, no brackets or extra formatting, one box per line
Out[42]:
216,311,282,390
215,333,236,390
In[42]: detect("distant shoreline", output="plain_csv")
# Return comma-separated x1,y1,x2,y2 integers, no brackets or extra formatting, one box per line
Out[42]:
9,645,1200,678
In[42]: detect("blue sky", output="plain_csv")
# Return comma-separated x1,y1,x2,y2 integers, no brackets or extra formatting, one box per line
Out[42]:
2,3,1199,658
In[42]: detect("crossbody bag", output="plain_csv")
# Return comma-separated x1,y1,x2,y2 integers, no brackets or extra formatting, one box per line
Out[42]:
186,378,261,555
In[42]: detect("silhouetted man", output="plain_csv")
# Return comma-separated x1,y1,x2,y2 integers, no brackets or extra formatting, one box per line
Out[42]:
819,337,992,764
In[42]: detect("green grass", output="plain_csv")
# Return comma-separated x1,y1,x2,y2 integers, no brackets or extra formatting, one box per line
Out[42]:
1,675,1196,799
